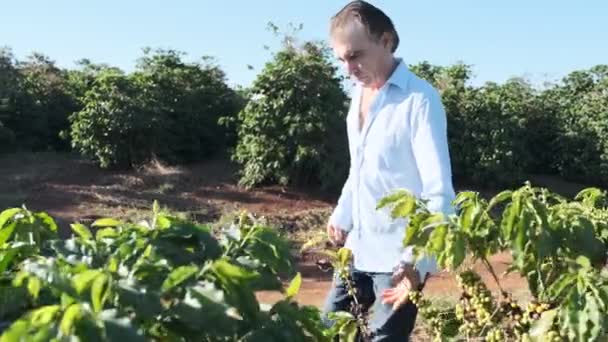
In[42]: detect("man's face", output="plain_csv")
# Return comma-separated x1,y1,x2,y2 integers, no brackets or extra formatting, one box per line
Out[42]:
331,22,392,87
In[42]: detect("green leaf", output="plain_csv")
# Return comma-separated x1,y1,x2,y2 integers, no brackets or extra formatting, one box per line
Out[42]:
285,272,301,300
403,218,421,246
576,256,591,269
548,273,575,299
13,270,29,287
27,276,41,299
454,191,477,207
31,324,55,341
170,294,237,337
156,215,171,230
535,229,555,260
460,205,476,232
96,228,118,240
327,311,355,321
161,265,199,292
428,224,448,252
60,303,82,335
35,212,58,232
390,196,416,218
529,308,557,339
72,269,102,294
91,274,110,313
211,259,260,320
0,246,19,272
0,208,20,229
376,190,411,209
61,292,75,307
107,257,119,273
488,190,513,210
0,320,29,342
71,223,93,240
212,259,258,282
29,305,61,326
501,194,521,239
0,222,17,245
244,227,293,275
340,321,358,342
92,218,122,227
577,303,589,341
192,281,225,304
116,284,163,320
337,248,353,268
514,211,530,256
585,293,602,340
449,232,466,270
572,218,605,265
575,187,606,207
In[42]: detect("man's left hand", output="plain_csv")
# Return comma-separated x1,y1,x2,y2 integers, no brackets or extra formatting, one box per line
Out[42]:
380,263,421,311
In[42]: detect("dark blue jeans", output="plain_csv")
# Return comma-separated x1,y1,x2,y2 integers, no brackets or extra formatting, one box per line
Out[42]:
322,268,419,341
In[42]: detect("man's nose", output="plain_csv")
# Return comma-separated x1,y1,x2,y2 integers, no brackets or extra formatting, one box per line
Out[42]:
345,61,357,75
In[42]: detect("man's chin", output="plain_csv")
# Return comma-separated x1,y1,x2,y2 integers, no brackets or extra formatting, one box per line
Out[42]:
355,76,370,86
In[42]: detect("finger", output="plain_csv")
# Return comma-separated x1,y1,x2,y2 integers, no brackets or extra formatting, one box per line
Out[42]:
381,288,398,298
383,294,401,306
382,290,402,304
336,229,344,242
393,291,411,310
381,290,395,299
381,289,394,297
326,225,336,243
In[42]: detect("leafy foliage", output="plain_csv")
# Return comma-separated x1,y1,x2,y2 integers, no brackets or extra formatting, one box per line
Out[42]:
68,48,243,168
2,40,607,189
378,183,608,341
549,65,608,185
411,63,540,187
410,61,608,187
0,48,77,153
0,204,337,341
0,48,19,153
232,37,349,191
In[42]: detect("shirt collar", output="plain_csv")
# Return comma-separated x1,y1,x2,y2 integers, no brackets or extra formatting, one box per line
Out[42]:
385,58,410,91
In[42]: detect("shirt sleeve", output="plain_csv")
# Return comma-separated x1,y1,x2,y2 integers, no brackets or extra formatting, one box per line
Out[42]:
329,86,358,233
401,90,457,281
328,164,354,232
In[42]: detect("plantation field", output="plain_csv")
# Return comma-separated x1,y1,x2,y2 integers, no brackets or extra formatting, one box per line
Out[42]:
2,151,601,341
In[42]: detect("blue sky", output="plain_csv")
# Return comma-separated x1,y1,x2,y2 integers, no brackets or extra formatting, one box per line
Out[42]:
2,0,606,88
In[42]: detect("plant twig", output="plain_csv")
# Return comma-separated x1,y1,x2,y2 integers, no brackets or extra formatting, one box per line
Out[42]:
481,256,505,295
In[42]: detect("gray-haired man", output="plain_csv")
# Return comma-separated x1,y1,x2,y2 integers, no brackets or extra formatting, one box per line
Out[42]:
324,1,456,340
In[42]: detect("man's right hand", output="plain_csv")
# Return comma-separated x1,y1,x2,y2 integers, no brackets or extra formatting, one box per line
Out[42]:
326,222,346,246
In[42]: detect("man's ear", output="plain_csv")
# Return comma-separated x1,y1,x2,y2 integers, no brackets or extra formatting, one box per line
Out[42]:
380,32,394,51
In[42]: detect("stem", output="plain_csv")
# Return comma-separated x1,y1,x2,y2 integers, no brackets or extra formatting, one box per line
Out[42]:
478,305,501,337
536,262,546,299
343,275,359,306
544,256,558,292
481,256,505,296
338,266,372,340
238,224,257,250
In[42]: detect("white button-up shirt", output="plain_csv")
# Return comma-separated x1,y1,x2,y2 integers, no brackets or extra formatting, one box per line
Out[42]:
329,58,456,280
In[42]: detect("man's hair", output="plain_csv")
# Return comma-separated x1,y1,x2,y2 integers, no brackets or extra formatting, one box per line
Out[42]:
330,1,399,53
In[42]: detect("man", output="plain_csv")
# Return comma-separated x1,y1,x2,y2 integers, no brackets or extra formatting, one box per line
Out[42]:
323,1,456,340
